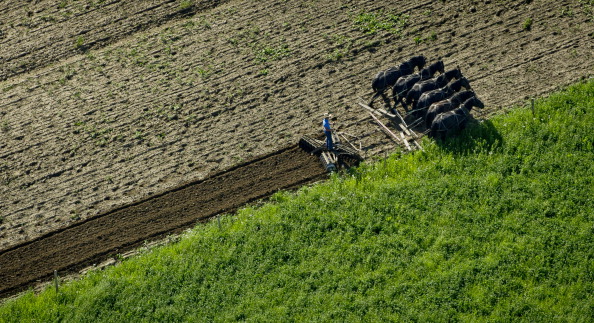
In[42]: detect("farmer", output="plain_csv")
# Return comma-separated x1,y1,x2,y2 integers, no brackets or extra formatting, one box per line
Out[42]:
322,113,333,151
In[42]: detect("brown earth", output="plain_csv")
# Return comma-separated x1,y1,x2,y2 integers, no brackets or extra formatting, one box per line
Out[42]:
0,0,227,81
0,0,593,296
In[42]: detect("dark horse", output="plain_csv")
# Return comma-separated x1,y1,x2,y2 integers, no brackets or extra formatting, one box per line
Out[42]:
425,91,482,128
429,100,479,140
412,77,471,115
405,68,462,107
369,55,426,106
391,60,445,109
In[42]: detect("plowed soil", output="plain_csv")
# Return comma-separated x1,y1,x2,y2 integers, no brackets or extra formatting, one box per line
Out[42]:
0,146,325,297
1,0,593,297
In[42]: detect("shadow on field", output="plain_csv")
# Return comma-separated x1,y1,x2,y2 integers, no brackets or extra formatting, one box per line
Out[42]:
434,119,503,155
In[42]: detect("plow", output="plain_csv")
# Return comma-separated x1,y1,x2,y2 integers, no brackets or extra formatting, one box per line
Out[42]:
298,135,363,172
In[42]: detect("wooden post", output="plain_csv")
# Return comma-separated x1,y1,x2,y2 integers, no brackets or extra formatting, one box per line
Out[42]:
217,216,221,229
392,108,411,133
358,101,412,136
397,121,415,138
413,140,424,151
366,111,401,144
399,132,412,151
54,270,59,293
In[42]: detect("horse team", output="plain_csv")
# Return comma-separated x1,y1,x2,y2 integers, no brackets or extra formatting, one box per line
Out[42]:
370,55,484,140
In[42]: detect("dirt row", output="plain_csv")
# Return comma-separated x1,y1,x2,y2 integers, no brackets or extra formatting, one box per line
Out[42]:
0,145,325,297
0,0,593,295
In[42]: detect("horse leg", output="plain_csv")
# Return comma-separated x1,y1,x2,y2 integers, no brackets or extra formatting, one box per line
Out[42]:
396,96,408,112
406,98,416,112
435,121,449,141
440,130,447,141
368,91,381,108
380,92,392,110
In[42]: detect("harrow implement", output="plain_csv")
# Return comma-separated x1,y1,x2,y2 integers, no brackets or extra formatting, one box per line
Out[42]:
299,135,363,172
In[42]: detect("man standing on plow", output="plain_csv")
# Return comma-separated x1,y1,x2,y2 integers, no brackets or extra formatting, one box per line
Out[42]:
322,113,334,151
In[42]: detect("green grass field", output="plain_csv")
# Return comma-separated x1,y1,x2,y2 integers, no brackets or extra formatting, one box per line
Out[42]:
2,79,593,322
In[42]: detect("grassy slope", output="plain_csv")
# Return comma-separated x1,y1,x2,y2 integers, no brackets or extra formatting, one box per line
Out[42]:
2,79,594,321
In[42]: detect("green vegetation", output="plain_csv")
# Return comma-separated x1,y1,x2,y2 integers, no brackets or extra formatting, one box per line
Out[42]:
560,6,574,17
414,31,438,45
1,80,594,321
326,48,347,62
579,0,594,21
58,64,77,85
1,83,16,93
72,120,116,147
74,36,85,50
254,44,291,63
323,34,354,62
195,66,213,79
179,0,193,11
523,17,533,31
353,9,409,36
1,120,10,132
133,129,144,141
227,22,292,65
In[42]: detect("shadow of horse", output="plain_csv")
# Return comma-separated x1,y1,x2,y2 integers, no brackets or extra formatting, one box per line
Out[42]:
434,118,504,155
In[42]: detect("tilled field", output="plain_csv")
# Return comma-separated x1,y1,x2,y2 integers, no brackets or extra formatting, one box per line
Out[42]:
0,0,593,296
0,146,326,297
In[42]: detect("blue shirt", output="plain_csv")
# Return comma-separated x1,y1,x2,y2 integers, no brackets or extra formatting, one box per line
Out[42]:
323,118,331,132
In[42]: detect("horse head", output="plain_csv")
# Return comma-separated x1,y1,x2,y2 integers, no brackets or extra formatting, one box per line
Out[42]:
435,60,445,74
459,77,472,90
410,55,427,70
444,67,462,80
451,90,475,106
448,77,465,92
470,96,485,109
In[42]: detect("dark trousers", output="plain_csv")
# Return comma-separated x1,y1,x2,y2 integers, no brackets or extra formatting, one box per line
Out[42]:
325,131,333,150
